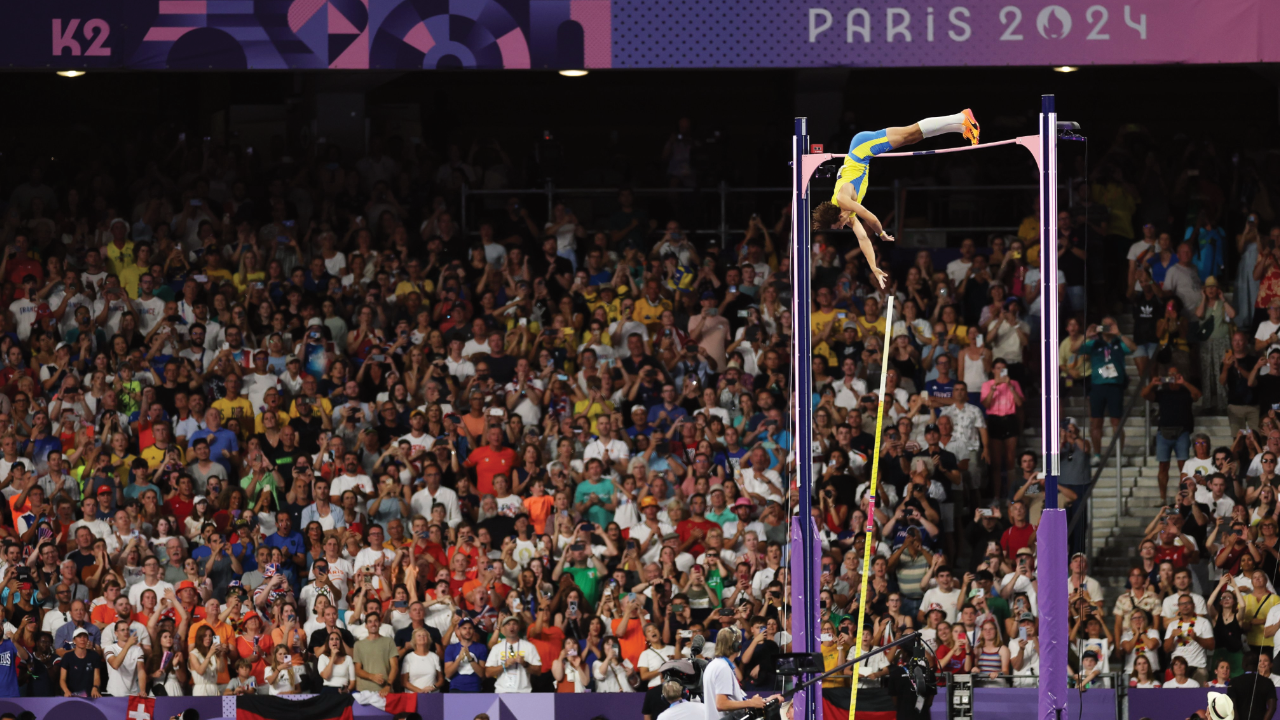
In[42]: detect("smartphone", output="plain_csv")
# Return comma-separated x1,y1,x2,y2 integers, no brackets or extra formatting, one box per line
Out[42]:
190,199,202,207
276,235,289,244
1164,376,1177,384
393,600,407,609
999,368,1009,378
556,374,569,381
1018,627,1028,641
978,508,993,518
1095,325,1105,334
518,318,528,327
283,220,295,228
729,285,737,293
194,275,208,283
370,355,386,363
738,310,749,318
820,633,834,642
489,408,504,417
212,635,221,646
678,630,692,638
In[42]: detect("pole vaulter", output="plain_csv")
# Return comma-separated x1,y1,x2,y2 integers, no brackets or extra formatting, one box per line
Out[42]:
790,96,1076,720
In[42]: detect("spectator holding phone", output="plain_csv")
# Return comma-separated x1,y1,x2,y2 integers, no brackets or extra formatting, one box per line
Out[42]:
1143,365,1203,504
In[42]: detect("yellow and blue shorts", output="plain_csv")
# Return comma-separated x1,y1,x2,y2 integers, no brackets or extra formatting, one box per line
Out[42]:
832,129,893,207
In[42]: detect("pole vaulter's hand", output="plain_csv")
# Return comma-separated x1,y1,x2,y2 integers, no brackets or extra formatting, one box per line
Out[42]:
871,266,889,290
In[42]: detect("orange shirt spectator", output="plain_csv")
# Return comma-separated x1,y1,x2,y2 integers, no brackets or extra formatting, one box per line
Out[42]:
610,615,647,667
524,494,555,535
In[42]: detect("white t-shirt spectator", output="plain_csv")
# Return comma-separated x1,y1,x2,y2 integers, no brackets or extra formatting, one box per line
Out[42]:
128,578,174,608
638,645,676,688
331,472,374,499
401,650,442,691
446,357,475,381
593,656,635,692
739,467,783,505
1163,677,1201,688
8,297,37,341
945,258,973,287
583,437,630,466
349,622,394,642
629,522,675,564
1009,637,1039,684
1160,593,1207,619
920,586,962,623
1164,616,1214,668
1119,628,1162,673
504,378,546,427
397,431,435,459
133,296,166,334
411,486,461,528
104,641,145,697
317,653,356,689
487,639,541,693
1258,321,1280,353
460,339,489,359
1264,604,1280,658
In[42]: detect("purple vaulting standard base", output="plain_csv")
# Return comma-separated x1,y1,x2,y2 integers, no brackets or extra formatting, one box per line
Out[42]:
791,515,823,720
1037,508,1068,720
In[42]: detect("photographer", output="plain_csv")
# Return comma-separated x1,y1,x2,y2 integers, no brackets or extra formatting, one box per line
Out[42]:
1141,365,1202,505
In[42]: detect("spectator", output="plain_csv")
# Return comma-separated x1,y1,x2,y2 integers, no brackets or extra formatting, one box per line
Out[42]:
1142,367,1202,504
488,616,542,693
1163,593,1215,684
1073,318,1136,468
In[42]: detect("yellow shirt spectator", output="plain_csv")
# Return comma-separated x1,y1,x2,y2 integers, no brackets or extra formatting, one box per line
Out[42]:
213,396,255,425
394,277,435,302
104,240,135,277
254,410,292,434
288,397,334,420
811,307,842,336
633,294,672,326
141,444,186,470
573,398,613,435
118,263,148,299
856,313,887,341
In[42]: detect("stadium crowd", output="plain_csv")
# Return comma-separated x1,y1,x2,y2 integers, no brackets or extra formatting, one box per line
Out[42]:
0,123,1268,713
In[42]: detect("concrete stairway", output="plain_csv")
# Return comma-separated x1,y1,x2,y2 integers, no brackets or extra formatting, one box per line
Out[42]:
1022,315,1232,607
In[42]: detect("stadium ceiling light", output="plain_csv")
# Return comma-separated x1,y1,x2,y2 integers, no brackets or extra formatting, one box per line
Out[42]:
1053,65,1079,73
558,69,589,77
56,70,86,78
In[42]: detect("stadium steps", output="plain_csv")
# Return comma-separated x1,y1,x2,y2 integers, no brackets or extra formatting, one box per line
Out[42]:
1019,312,1232,606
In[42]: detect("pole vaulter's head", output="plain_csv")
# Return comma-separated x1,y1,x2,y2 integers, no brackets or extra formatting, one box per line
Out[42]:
812,202,842,230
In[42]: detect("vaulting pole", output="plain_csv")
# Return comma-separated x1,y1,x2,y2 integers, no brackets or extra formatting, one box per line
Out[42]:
849,295,894,720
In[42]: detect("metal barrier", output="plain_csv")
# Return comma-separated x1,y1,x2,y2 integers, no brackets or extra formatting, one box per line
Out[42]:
943,672,1125,720
458,180,1049,247
1067,367,1152,555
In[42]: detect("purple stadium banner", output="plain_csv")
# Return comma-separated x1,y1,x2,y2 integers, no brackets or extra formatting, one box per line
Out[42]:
0,696,222,720
1,0,1276,71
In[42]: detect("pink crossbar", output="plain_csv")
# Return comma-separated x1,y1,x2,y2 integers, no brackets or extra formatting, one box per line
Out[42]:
800,135,1039,194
